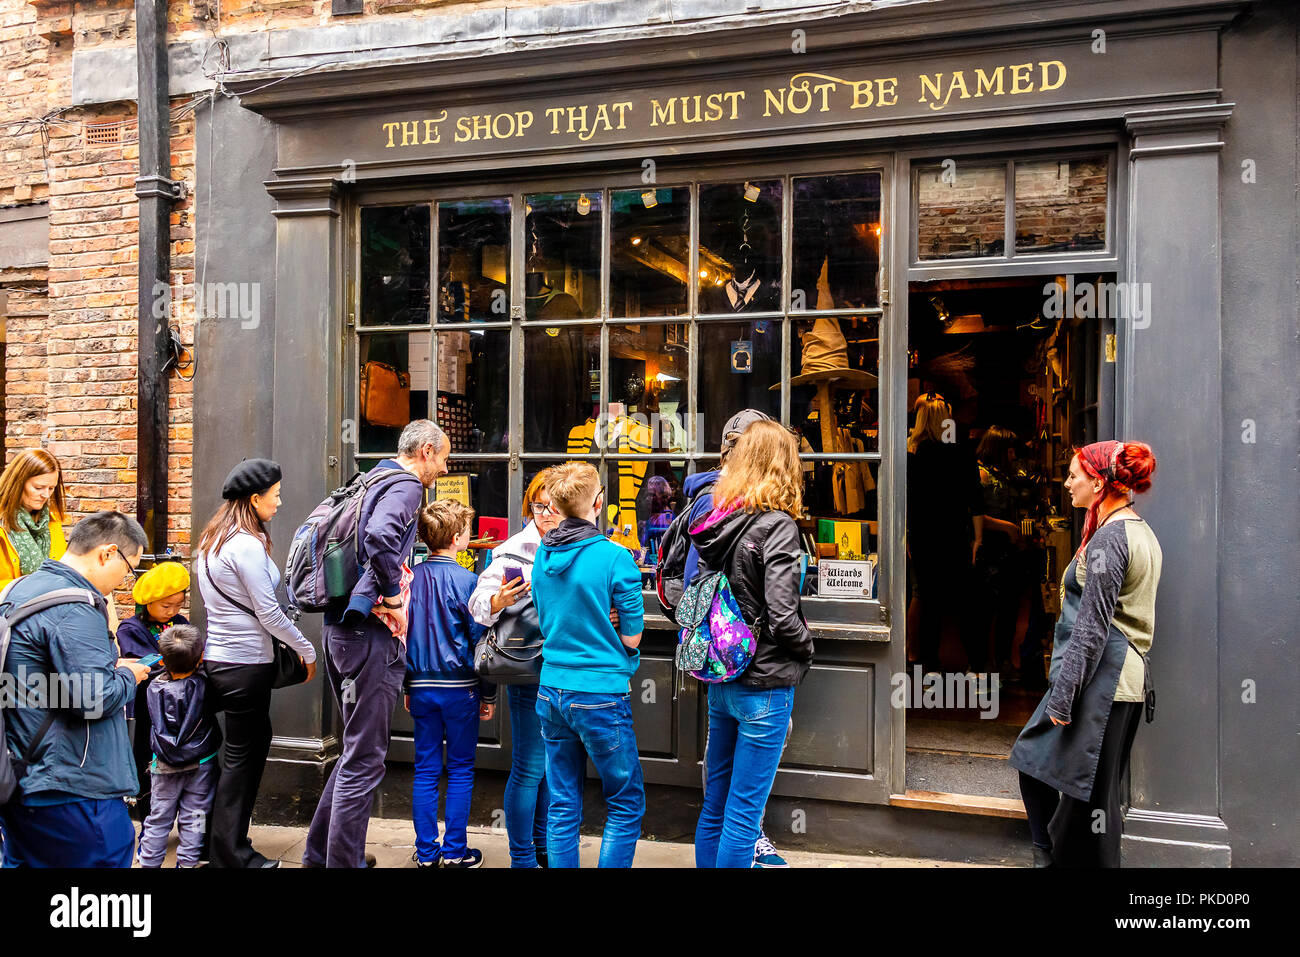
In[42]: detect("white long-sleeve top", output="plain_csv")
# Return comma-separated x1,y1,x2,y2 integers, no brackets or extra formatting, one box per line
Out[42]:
197,531,316,665
468,521,543,628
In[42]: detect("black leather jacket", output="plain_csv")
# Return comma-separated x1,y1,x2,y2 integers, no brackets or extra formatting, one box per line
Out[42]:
688,507,813,687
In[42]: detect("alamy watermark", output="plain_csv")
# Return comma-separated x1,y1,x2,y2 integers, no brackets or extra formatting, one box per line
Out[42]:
0,667,110,720
1042,275,1152,329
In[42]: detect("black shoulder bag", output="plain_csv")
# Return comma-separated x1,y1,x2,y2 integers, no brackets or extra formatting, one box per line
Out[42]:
473,555,544,685
200,554,309,689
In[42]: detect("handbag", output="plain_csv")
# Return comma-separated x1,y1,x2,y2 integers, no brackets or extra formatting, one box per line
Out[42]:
199,554,309,689
1127,640,1155,723
473,556,544,685
360,360,410,429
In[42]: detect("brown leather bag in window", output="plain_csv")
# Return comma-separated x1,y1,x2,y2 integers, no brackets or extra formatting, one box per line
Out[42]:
360,361,410,428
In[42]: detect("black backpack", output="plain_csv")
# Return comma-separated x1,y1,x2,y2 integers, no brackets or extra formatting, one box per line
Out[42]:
0,585,104,807
654,482,715,620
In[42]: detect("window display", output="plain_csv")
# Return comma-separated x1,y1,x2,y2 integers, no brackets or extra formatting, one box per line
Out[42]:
438,198,510,323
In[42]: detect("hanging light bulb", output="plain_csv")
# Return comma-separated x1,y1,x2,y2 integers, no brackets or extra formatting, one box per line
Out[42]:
743,182,761,202
630,236,643,246
577,193,591,215
641,189,659,208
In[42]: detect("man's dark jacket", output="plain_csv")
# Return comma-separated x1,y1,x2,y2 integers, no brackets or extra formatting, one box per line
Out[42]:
1,559,138,801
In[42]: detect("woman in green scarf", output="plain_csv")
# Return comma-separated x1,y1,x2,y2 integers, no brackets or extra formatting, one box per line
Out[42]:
0,448,69,590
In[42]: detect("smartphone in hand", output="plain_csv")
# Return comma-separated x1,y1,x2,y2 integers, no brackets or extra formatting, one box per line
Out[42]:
136,653,163,667
503,565,524,587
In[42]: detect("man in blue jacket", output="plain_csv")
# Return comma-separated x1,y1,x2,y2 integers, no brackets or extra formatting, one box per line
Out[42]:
0,511,151,867
303,419,448,868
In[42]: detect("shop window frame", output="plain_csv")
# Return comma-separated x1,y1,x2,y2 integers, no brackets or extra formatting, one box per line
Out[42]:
910,147,1118,271
346,154,894,630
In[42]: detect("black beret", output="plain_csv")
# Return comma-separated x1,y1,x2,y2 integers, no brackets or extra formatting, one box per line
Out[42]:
221,458,282,500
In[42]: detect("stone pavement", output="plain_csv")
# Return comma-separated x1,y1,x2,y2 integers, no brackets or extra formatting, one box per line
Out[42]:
136,818,1006,868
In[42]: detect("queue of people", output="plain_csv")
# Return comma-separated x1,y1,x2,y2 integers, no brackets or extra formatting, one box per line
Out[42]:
0,407,1160,869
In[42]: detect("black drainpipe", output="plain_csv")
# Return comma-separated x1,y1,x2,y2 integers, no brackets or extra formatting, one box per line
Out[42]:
134,0,182,553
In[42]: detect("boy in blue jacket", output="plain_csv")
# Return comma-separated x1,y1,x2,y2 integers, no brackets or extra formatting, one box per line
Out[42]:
531,462,645,868
404,499,495,868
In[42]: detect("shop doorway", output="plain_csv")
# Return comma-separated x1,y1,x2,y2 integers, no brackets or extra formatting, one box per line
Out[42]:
901,274,1113,809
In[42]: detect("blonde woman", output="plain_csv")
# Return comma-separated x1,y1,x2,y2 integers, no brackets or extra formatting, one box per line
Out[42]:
0,448,69,589
688,420,813,868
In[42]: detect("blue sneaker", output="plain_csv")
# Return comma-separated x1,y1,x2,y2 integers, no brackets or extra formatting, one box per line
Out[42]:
412,848,441,869
753,834,789,868
440,848,483,869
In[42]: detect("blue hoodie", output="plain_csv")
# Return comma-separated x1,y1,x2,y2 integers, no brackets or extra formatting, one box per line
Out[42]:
680,469,720,587
533,518,645,693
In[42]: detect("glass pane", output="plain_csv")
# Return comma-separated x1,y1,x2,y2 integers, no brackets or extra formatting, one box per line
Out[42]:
437,198,510,323
357,331,429,454
790,316,880,455
360,205,430,326
916,163,1006,260
800,461,880,600
525,191,602,321
606,460,688,565
523,325,601,452
698,180,782,315
435,461,511,566
1014,157,1107,253
435,329,509,454
792,172,882,310
697,319,780,453
608,323,689,455
610,186,690,318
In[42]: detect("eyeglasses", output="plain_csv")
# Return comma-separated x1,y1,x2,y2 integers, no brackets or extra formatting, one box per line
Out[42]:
528,502,554,516
111,547,137,584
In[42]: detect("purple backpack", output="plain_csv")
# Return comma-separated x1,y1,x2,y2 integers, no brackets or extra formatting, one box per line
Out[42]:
673,512,763,683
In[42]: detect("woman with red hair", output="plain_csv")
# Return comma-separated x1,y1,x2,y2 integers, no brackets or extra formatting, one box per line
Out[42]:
1009,439,1161,867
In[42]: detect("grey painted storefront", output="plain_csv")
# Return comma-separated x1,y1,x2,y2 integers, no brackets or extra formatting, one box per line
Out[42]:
171,0,1299,864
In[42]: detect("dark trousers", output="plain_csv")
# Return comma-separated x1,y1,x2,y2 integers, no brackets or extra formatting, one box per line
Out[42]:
911,536,973,673
204,660,277,868
1018,700,1143,867
303,615,406,868
1,798,135,868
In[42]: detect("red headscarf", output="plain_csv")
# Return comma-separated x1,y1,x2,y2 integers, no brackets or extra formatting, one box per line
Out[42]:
1075,440,1136,556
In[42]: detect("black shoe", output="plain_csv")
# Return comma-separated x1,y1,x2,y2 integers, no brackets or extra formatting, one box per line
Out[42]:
258,858,281,869
1032,845,1054,868
534,848,548,869
365,853,377,868
440,848,483,869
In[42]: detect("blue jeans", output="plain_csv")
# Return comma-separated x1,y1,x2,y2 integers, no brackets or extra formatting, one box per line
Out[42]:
410,685,481,862
1,798,136,868
505,684,549,867
695,682,796,868
536,685,645,868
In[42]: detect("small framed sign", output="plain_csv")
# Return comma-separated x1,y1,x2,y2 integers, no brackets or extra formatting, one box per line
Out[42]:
816,559,875,599
435,474,471,505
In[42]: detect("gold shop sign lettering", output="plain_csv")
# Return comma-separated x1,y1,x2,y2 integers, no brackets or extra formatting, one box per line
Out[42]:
380,60,1068,151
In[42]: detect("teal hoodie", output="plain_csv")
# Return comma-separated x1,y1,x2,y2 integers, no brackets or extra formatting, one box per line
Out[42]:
532,518,644,693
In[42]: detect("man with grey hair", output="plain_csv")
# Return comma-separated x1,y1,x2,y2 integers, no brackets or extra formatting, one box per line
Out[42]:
303,419,449,868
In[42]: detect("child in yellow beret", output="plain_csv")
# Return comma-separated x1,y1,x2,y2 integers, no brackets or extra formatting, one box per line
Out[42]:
116,560,191,820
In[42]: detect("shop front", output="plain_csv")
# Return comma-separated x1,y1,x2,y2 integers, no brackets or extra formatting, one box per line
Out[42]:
189,0,1287,864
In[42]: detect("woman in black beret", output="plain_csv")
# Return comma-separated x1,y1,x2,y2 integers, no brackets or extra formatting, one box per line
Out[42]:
196,458,317,868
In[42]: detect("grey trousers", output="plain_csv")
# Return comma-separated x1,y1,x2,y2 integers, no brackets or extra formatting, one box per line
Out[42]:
137,759,218,867
303,615,406,868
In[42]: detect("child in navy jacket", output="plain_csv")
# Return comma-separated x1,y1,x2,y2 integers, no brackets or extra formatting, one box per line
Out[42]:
405,500,495,868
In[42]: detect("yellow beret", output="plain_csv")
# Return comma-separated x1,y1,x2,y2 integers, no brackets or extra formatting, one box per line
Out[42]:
132,561,190,606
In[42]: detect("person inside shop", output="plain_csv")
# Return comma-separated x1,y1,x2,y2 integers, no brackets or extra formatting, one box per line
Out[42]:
1009,440,1160,868
469,468,560,868
969,426,1028,687
689,421,813,868
116,560,191,821
905,392,985,681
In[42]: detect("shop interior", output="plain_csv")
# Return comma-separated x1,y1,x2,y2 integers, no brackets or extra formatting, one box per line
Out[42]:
903,274,1109,803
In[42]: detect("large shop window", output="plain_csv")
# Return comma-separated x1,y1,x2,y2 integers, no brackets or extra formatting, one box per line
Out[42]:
354,170,885,616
